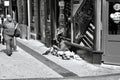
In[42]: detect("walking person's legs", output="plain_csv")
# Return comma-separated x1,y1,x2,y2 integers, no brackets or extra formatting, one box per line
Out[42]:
11,37,17,51
6,39,12,56
2,29,5,45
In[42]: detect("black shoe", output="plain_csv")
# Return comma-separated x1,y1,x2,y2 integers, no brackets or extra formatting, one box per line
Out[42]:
7,53,12,56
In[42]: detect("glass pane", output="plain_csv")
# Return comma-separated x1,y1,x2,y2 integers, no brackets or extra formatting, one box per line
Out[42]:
109,2,120,35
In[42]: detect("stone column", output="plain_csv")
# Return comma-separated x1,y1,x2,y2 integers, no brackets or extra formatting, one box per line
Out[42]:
27,0,30,39
17,0,23,23
94,0,102,51
71,0,74,43
58,0,65,28
23,0,28,24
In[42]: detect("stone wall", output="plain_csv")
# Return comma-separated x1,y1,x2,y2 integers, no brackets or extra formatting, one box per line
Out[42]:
40,0,46,42
22,0,28,25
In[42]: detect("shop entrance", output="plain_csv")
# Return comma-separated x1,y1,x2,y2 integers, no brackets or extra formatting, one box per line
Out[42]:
102,0,120,65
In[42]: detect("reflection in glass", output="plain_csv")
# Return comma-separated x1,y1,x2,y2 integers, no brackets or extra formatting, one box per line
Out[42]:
109,2,120,35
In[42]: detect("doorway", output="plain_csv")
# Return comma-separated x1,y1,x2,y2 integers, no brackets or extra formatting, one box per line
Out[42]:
102,0,120,65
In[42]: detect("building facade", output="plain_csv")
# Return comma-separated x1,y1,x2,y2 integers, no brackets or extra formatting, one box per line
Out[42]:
16,0,72,47
13,0,120,65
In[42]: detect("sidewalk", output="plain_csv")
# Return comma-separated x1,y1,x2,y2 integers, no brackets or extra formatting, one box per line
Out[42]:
0,43,63,79
17,38,120,77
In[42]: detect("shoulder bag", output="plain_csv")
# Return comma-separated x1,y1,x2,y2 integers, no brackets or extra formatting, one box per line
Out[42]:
14,23,21,37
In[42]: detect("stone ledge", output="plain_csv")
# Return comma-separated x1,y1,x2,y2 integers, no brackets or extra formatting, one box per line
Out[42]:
64,41,103,64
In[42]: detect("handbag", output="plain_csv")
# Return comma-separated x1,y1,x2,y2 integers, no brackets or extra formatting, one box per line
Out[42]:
14,23,21,37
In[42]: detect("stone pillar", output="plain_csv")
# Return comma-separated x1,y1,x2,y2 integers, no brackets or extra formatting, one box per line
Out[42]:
23,0,28,25
27,0,30,39
34,0,38,39
71,0,74,43
8,0,12,16
93,0,103,64
40,0,46,42
17,0,23,23
94,0,102,51
59,0,65,28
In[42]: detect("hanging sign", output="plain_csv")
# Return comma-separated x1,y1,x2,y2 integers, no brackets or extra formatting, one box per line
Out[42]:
59,1,65,9
4,1,9,6
59,1,65,6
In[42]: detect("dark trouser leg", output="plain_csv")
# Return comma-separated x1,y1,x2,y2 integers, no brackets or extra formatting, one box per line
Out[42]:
2,31,5,45
2,38,5,45
6,39,12,56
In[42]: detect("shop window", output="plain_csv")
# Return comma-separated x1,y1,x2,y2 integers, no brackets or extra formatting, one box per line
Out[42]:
74,0,95,43
109,2,120,35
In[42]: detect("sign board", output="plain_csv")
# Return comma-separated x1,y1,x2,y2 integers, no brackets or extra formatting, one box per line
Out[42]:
4,1,9,6
59,1,65,6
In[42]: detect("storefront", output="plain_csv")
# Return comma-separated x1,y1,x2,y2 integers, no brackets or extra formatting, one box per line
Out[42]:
16,0,120,64
27,0,57,47
45,0,72,47
73,0,95,48
68,0,103,64
102,0,120,65
27,0,48,45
